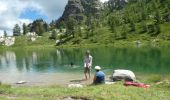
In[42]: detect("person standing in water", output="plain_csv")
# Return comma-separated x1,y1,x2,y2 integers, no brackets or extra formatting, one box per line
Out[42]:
84,50,93,80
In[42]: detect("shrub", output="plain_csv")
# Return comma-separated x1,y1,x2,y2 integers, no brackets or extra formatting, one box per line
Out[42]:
147,75,162,83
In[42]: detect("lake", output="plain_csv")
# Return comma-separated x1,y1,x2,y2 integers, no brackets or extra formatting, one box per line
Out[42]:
0,46,170,86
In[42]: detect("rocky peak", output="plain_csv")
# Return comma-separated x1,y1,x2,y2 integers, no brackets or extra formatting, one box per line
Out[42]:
108,0,128,10
58,0,101,23
62,0,84,19
81,0,101,15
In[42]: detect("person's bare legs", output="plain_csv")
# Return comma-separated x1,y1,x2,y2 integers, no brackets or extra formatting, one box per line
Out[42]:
84,68,88,80
87,68,91,79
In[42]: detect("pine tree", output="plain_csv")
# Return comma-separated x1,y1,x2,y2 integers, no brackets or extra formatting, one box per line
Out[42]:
3,30,7,37
129,21,136,32
155,23,161,35
78,26,82,37
13,24,21,36
31,19,47,36
108,16,116,33
155,10,161,24
66,17,77,37
147,24,155,34
121,24,127,39
38,23,45,36
50,20,56,30
50,30,57,39
23,23,29,35
140,22,147,33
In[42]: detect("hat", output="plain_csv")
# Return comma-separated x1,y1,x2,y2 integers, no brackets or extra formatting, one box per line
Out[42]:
95,66,101,70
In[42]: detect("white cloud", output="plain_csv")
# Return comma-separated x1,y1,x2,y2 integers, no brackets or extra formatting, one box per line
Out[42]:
31,0,68,20
0,0,68,35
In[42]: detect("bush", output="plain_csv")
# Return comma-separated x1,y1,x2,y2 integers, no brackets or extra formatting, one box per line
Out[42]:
90,37,98,43
72,37,81,44
147,75,162,83
49,30,57,40
147,24,155,33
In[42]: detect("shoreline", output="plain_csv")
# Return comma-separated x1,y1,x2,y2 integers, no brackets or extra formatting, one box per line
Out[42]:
1,72,170,87
1,40,170,50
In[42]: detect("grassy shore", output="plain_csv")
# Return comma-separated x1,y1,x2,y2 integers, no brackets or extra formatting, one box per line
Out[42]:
0,80,170,100
0,23,170,50
1,38,170,50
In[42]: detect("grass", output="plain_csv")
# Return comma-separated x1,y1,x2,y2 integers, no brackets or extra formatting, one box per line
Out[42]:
0,80,170,100
13,32,55,47
0,23,170,99
0,74,170,100
0,22,170,49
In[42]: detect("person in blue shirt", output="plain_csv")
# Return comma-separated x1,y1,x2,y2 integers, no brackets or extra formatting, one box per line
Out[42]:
93,66,105,84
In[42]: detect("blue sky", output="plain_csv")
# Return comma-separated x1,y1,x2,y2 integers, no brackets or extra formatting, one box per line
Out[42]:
19,9,48,21
0,0,108,36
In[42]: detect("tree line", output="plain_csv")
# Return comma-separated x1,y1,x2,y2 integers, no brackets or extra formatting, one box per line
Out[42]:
13,19,49,36
11,0,170,44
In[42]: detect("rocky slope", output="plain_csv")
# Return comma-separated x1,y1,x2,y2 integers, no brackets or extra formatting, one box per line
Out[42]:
57,0,101,23
107,0,128,10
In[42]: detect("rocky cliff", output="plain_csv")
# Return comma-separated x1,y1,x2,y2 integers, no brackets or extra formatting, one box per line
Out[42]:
108,0,128,10
57,0,101,24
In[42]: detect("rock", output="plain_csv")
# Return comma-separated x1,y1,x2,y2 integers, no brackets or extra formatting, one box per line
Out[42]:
60,0,84,22
30,37,36,42
64,97,74,100
16,81,27,84
0,37,5,43
81,0,101,15
0,37,15,46
68,84,83,88
26,32,37,37
57,0,101,24
134,40,142,47
108,0,128,10
111,69,136,82
105,82,116,85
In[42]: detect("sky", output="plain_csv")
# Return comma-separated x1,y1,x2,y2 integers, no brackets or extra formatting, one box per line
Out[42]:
0,0,108,36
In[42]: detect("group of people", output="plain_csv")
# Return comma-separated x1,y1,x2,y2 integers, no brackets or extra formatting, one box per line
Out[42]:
83,50,105,84
83,50,147,88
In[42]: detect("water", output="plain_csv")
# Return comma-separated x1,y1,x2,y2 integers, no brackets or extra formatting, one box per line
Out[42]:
0,47,170,86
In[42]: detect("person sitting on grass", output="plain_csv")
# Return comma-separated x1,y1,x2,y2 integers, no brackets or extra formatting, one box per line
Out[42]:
93,66,105,85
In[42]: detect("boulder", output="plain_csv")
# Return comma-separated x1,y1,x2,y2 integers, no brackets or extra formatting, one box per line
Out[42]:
111,69,136,82
4,37,15,46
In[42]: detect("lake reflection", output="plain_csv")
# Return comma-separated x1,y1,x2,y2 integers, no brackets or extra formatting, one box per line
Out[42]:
0,47,170,86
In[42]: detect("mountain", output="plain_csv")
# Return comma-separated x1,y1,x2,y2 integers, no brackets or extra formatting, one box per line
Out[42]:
14,0,170,47
61,0,84,22
55,0,170,45
57,0,101,24
108,0,128,10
